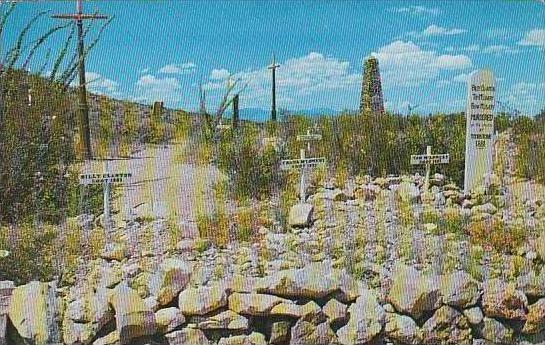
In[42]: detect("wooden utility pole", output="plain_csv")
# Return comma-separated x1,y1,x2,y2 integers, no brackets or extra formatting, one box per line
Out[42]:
232,93,240,129
52,0,108,160
268,55,280,122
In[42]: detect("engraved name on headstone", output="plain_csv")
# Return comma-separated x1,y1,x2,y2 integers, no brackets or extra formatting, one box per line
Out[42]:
464,69,496,192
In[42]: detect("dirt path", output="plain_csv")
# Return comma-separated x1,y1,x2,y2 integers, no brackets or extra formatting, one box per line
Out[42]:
79,142,226,239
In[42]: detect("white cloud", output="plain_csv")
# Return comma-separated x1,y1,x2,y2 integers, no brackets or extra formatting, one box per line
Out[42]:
158,62,196,74
407,25,466,39
444,44,519,55
75,72,119,96
463,44,481,52
210,68,231,80
452,73,472,83
388,6,441,16
518,29,545,46
134,74,182,104
423,25,466,36
485,27,516,41
204,52,361,109
505,82,545,115
371,40,472,87
481,45,519,55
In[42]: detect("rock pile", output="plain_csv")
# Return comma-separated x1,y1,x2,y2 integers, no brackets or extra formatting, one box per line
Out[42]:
2,260,545,345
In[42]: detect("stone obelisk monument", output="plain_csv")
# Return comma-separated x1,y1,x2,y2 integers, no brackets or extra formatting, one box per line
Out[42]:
464,69,496,193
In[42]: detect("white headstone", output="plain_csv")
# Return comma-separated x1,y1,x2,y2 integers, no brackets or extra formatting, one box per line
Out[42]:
464,69,496,193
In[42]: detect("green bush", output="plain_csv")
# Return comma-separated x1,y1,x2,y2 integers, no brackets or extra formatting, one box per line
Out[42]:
0,224,57,284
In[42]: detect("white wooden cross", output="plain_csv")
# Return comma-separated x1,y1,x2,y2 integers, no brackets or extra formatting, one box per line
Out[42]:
297,129,322,152
410,145,449,193
281,140,326,203
79,160,132,234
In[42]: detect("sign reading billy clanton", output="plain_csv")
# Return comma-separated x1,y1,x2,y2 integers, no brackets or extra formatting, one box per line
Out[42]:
464,69,495,193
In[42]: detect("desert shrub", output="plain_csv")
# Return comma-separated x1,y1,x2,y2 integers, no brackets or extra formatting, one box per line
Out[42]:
233,207,255,243
442,209,466,236
217,124,286,201
422,207,440,224
195,209,230,247
467,218,526,254
280,112,467,186
0,224,57,284
194,238,212,253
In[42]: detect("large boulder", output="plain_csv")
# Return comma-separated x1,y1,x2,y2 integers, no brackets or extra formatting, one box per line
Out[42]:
8,281,61,345
0,281,14,345
63,321,96,345
337,291,385,345
92,331,119,345
322,299,347,324
288,203,314,228
318,189,348,202
228,292,288,316
100,242,128,261
482,279,527,320
421,305,472,345
440,270,480,308
148,258,191,305
165,328,209,345
471,203,498,216
257,262,359,302
270,321,291,345
479,317,514,344
522,298,545,334
384,313,421,345
0,281,14,314
517,267,545,299
63,287,113,345
463,307,484,326
218,332,267,345
155,307,185,334
387,264,441,319
270,300,321,319
96,265,122,289
108,283,156,344
198,310,248,331
178,284,228,316
290,319,339,345
396,181,420,204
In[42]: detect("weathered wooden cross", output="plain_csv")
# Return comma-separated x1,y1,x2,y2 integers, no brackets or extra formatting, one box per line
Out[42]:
79,160,131,234
410,145,449,193
281,130,326,203
297,129,322,152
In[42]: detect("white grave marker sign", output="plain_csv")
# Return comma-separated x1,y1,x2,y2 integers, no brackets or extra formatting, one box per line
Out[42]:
464,70,495,192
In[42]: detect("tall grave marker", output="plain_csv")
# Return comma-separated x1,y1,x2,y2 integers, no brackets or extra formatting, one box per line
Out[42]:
464,70,496,192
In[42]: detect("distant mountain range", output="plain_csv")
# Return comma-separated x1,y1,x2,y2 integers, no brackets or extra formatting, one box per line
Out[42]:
229,107,356,122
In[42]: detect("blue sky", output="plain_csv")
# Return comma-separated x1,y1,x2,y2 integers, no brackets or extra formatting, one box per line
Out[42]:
4,1,544,116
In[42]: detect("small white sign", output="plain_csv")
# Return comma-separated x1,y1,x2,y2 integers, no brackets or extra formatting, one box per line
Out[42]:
280,157,327,170
297,134,322,141
79,173,132,185
410,154,450,165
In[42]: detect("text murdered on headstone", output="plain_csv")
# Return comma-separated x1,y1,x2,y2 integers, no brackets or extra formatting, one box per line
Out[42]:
464,70,495,192
470,84,495,149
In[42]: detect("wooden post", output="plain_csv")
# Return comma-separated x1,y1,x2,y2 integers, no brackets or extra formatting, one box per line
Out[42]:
52,0,109,160
268,55,280,122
